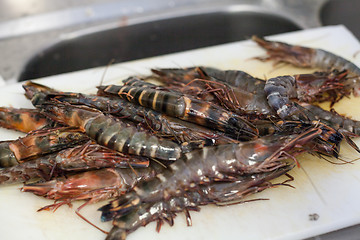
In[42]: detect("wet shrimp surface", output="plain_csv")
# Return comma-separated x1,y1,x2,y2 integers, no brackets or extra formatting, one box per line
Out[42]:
1,27,360,240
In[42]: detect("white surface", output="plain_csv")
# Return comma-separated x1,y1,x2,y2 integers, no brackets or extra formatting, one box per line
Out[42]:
1,25,360,240
0,74,5,86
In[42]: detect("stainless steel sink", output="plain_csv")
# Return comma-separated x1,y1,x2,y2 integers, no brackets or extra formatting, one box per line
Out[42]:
0,0,326,82
18,10,301,81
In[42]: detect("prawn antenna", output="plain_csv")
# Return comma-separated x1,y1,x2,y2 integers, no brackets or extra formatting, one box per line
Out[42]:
301,165,326,205
99,58,115,87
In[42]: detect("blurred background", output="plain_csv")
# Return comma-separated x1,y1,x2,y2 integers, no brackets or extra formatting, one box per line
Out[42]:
1,0,359,84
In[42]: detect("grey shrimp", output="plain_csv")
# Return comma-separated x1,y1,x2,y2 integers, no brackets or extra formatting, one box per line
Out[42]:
253,35,360,97
99,126,337,223
102,164,293,240
40,103,182,161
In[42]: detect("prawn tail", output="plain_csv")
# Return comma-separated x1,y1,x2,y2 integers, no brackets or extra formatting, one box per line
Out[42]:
99,192,141,222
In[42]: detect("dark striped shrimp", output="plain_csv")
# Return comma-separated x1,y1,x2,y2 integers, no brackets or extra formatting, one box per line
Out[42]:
122,76,158,88
0,107,58,133
0,127,88,168
0,142,149,185
0,153,58,185
48,92,238,146
252,35,360,96
102,164,293,240
97,84,258,140
40,103,182,161
151,67,265,96
98,126,332,226
22,81,237,146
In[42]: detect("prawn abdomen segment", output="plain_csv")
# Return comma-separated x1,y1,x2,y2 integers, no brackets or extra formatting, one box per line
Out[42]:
102,85,186,117
43,104,182,161
264,76,298,119
84,115,181,160
315,49,360,74
100,85,258,139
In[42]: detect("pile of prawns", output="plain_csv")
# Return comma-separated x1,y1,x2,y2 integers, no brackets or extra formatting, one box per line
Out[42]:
1,36,360,240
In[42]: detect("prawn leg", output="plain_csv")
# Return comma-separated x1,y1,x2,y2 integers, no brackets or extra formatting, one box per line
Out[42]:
99,125,338,223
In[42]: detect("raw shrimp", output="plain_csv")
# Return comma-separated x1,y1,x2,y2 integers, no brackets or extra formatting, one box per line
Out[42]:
97,84,259,140
252,35,360,96
56,141,150,171
264,71,349,120
150,67,348,119
40,103,182,161
301,103,360,136
102,164,293,240
22,167,158,212
99,121,348,239
99,126,335,224
0,141,149,185
48,92,237,146
0,127,88,168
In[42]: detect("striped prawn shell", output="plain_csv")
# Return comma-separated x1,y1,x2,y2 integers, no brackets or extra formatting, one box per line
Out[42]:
51,92,237,146
102,164,294,240
41,104,182,161
98,84,258,140
0,127,88,168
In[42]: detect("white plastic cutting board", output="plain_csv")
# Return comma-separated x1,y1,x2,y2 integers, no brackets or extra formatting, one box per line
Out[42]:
1,25,360,240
